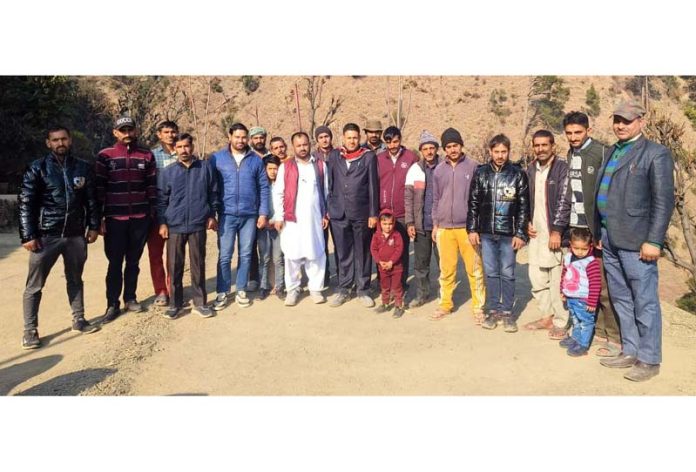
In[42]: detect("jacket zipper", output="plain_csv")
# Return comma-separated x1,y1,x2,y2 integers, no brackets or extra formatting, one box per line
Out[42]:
57,157,69,237
390,154,396,210
492,167,498,235
449,162,455,226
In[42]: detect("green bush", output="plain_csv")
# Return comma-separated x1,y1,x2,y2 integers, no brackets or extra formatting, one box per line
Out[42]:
683,102,696,129
241,76,260,94
584,84,601,117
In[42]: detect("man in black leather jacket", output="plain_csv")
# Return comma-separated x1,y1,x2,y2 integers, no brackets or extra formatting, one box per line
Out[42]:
18,126,101,349
467,134,530,332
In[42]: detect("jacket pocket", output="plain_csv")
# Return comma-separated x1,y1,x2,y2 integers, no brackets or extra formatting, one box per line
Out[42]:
626,208,648,217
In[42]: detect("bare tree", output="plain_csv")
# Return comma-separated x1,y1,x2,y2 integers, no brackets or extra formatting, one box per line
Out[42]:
384,76,412,132
182,76,235,158
304,76,344,141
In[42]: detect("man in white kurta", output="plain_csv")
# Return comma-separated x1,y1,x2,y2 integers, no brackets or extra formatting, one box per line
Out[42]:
273,132,329,306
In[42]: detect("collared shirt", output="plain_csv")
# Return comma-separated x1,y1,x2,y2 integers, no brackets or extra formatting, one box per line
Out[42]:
597,134,642,227
529,160,561,267
152,144,178,170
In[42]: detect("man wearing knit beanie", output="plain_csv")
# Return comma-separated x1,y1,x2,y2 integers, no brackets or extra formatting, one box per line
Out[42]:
405,130,441,307
429,127,486,321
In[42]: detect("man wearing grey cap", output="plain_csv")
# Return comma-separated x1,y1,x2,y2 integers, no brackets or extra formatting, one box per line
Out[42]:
404,130,441,307
595,99,675,382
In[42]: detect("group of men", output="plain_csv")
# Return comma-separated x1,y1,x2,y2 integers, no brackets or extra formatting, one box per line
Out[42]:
18,98,674,382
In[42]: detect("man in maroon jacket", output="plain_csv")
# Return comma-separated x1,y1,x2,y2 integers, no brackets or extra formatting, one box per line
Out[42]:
377,126,419,289
95,116,157,324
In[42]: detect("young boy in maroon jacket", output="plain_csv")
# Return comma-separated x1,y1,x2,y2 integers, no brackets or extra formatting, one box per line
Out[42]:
370,208,405,318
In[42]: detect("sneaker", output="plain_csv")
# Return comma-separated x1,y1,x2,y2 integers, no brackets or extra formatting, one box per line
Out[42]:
600,353,638,369
71,317,100,334
193,305,215,318
310,291,326,304
275,289,286,301
154,293,169,306
559,336,577,348
285,289,300,306
359,294,375,308
246,280,259,292
329,292,350,307
374,304,391,314
258,289,270,301
236,290,252,308
101,305,121,324
502,316,518,333
409,296,427,308
125,299,144,312
162,307,180,320
22,329,41,350
567,343,589,357
212,293,229,311
392,305,405,319
481,313,499,330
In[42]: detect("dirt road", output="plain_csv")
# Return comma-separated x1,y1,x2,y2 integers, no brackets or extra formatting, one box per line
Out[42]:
1,232,695,395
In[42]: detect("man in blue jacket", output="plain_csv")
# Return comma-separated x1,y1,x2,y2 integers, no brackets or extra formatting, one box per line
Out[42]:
595,100,675,382
157,133,218,319
327,122,380,307
210,123,270,310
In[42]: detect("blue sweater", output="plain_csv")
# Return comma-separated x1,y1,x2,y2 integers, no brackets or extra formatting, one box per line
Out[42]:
209,146,270,217
157,159,219,234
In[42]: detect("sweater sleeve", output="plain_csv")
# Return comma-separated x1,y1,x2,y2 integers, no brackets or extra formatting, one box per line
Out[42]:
560,260,568,297
431,168,440,227
585,258,602,309
403,164,418,227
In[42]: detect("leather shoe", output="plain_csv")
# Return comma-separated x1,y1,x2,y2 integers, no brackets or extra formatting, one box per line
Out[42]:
600,353,637,369
624,361,660,382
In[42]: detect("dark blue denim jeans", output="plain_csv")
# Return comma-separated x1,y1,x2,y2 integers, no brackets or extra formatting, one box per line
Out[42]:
566,298,596,348
601,228,662,364
216,214,257,294
480,233,516,314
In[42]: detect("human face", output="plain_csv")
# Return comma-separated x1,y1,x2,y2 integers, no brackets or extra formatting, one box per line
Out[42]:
292,135,310,160
570,239,591,258
113,126,137,145
380,217,394,234
266,163,279,182
386,136,401,156
445,142,462,162
250,134,267,152
271,140,288,160
46,130,72,156
365,129,382,146
317,132,332,150
612,115,644,141
174,139,194,162
343,130,360,152
532,136,555,163
564,124,590,150
157,126,178,147
420,143,438,163
490,143,509,168
229,129,248,152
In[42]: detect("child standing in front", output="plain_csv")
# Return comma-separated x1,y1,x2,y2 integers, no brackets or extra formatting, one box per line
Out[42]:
257,154,285,300
560,228,602,356
370,208,406,318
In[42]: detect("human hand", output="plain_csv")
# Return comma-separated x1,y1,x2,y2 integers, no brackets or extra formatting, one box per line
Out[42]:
640,242,661,262
407,225,416,240
512,236,526,250
468,231,480,248
549,231,561,250
86,230,99,244
207,218,218,231
368,216,378,229
527,222,537,238
431,225,439,243
257,215,268,229
22,239,41,252
274,220,284,232
159,224,169,239
322,216,329,230
587,305,596,312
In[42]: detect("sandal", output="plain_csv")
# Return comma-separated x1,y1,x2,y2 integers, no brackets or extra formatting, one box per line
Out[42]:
430,308,451,321
473,310,485,326
595,341,621,357
523,316,554,331
548,326,567,340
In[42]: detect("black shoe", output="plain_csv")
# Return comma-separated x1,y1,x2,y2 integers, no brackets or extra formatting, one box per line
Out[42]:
481,313,499,330
502,316,518,333
22,329,41,350
162,307,180,320
101,305,121,324
624,361,660,382
409,296,427,308
600,353,638,369
72,317,100,334
374,304,391,314
276,289,286,301
559,336,577,348
392,306,405,319
125,299,144,312
258,289,270,300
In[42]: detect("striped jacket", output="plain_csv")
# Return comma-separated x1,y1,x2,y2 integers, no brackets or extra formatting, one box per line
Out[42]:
95,141,157,218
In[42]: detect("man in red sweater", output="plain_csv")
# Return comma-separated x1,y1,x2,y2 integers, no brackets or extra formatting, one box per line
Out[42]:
370,208,405,318
377,126,419,289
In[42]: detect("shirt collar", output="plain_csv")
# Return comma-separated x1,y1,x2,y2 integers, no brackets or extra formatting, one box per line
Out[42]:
615,133,642,149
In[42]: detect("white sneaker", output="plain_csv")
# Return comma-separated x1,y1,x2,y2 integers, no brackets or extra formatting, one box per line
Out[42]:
285,289,300,306
212,293,229,311
310,291,326,304
236,290,251,308
359,294,375,308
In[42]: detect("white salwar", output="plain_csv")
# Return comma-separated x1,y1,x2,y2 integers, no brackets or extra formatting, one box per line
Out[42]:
273,157,328,292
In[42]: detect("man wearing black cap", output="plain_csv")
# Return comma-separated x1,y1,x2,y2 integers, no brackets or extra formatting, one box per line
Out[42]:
312,126,334,162
595,99,675,382
95,116,157,323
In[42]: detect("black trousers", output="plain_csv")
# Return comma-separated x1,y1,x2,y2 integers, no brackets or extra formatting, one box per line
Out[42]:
330,217,373,295
167,230,207,308
23,235,87,330
104,217,150,307
412,229,440,300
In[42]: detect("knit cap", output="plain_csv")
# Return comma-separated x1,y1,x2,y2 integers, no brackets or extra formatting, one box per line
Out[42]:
441,128,464,147
419,130,439,149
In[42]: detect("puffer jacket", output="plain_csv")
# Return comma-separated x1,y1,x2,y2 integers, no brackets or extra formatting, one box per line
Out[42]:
209,145,270,217
466,161,530,240
19,153,100,243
